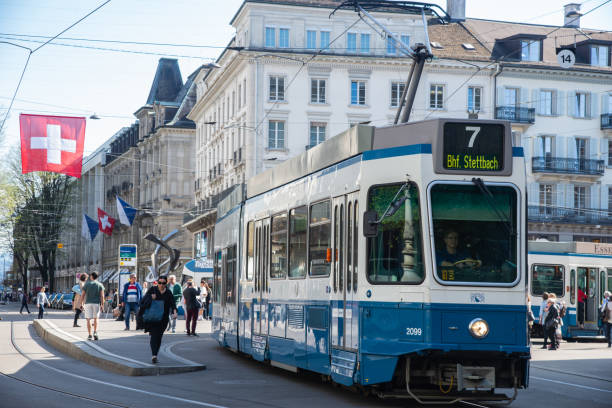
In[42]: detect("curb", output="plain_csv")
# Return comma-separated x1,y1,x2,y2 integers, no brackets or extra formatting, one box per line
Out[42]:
33,320,206,376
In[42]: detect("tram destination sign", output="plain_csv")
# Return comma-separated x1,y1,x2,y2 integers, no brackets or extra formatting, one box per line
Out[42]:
442,122,506,173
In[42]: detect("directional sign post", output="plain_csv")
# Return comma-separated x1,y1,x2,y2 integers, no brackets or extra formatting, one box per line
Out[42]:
118,244,137,296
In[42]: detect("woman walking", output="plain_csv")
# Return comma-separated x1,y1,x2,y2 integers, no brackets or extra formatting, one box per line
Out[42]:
36,287,50,319
139,275,177,363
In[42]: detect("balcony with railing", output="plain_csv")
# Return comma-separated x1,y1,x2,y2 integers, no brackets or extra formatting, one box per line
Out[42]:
532,156,604,176
495,106,535,124
602,113,612,130
529,205,612,225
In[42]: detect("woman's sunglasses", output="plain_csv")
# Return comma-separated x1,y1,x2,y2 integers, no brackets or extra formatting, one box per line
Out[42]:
158,281,167,285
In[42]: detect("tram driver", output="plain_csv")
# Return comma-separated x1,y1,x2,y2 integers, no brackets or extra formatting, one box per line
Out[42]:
437,229,481,269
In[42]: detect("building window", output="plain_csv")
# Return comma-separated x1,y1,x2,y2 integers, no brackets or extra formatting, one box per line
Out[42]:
539,90,553,115
401,34,410,49
265,27,275,47
429,84,444,109
320,31,330,50
575,92,588,118
347,33,357,52
539,184,553,215
390,82,405,107
504,88,518,107
591,45,609,67
574,186,586,216
306,30,316,50
268,120,285,149
310,123,326,147
467,86,481,112
521,39,540,61
350,80,366,105
269,76,285,101
360,33,370,53
386,35,396,55
608,187,612,212
311,79,326,104
279,28,289,48
608,141,612,166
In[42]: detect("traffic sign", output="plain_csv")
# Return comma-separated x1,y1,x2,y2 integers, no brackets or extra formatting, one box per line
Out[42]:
557,48,575,69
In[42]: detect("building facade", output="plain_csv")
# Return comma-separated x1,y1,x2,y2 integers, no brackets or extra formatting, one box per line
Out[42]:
188,0,612,247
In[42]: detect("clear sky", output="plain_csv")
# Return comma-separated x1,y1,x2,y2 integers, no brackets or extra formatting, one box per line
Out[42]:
0,0,610,157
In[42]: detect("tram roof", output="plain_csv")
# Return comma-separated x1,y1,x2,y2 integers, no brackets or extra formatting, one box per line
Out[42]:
247,118,491,199
529,241,612,256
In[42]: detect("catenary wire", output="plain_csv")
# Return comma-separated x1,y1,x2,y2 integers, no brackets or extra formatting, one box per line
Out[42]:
0,0,112,133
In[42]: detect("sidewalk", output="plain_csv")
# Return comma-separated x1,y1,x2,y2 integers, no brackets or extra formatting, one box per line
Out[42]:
33,308,209,376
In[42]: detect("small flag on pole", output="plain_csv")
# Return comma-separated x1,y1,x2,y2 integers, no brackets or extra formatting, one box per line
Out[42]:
97,208,115,236
116,196,137,226
81,214,99,241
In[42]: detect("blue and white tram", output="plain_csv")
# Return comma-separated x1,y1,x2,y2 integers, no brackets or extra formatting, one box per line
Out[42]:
529,241,612,340
212,119,529,403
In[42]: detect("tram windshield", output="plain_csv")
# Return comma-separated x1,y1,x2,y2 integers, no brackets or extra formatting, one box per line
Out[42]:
366,183,424,284
431,183,518,285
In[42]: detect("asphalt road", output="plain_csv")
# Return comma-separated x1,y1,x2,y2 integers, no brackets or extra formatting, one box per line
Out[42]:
1,302,610,408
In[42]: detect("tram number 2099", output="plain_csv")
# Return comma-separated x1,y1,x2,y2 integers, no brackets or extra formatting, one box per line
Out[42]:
405,327,423,336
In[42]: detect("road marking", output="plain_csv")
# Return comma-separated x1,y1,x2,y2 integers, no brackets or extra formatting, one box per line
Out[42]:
11,321,229,408
531,376,612,393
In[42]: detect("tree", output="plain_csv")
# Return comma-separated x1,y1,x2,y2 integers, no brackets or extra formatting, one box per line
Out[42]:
5,149,75,293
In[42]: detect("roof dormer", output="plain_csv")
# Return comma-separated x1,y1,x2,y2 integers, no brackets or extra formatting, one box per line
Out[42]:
575,39,611,67
493,34,545,62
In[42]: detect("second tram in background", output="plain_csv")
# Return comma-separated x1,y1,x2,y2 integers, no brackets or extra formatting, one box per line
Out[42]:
529,241,612,340
211,118,529,404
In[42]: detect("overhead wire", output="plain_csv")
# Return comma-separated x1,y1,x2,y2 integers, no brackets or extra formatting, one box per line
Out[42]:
0,0,112,133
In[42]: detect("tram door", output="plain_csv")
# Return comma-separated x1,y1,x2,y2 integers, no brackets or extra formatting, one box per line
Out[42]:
331,193,357,350
577,267,601,328
253,219,270,337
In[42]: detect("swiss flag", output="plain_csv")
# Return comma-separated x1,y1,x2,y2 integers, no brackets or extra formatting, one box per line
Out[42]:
98,208,116,236
20,114,86,178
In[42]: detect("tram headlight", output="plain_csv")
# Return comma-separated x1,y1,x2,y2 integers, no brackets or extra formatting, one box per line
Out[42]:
468,318,489,339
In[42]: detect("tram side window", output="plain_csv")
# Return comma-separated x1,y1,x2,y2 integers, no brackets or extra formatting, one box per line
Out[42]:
367,183,423,284
608,269,612,296
225,245,237,303
570,269,576,304
531,264,564,297
431,183,518,285
289,206,307,278
246,221,254,281
271,213,288,279
214,251,222,303
309,200,331,276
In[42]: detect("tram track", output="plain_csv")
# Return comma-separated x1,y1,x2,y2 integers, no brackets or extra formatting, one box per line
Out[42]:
2,320,229,408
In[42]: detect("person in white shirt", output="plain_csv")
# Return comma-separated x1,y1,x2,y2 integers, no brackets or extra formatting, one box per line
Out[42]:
198,280,208,320
37,288,51,319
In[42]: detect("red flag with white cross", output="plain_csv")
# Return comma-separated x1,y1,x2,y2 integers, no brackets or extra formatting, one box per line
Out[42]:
97,208,116,236
19,114,86,178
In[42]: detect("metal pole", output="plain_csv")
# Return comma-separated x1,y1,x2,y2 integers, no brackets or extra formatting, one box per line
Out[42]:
400,49,427,123
394,61,416,124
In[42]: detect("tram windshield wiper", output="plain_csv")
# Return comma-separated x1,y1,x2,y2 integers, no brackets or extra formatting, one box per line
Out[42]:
471,177,514,237
363,181,410,237
378,182,409,221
